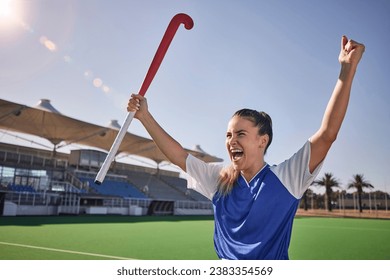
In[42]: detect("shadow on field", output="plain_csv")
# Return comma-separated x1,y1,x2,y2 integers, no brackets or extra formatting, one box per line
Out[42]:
0,215,214,226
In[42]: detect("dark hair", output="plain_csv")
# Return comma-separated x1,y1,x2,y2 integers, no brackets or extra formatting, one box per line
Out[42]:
233,109,273,154
218,109,273,195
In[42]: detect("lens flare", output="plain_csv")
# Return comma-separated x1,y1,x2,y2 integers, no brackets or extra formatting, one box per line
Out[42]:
102,85,110,94
93,78,103,88
0,0,13,19
84,70,93,80
0,0,24,26
39,36,57,52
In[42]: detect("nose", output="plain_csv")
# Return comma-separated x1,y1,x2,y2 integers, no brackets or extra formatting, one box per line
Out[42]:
227,135,237,147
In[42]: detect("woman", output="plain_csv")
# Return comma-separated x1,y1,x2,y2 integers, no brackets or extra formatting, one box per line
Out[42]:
127,36,365,259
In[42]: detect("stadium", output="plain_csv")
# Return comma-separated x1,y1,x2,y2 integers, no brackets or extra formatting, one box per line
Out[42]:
0,5,389,280
0,98,223,217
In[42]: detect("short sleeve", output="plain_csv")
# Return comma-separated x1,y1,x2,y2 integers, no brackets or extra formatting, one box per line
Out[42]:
270,140,324,199
185,154,224,200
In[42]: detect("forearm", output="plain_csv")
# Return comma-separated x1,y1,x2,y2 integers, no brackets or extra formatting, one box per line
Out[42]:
320,64,357,141
139,112,188,171
309,36,364,173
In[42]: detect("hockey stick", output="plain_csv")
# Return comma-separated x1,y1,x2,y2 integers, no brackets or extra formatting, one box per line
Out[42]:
95,13,194,184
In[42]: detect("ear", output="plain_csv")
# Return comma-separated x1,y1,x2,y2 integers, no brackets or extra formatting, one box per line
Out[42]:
259,134,269,149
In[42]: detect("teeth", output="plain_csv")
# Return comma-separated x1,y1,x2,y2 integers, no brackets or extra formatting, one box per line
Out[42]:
231,149,244,161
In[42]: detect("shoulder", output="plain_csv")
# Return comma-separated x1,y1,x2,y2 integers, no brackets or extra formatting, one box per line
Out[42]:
270,141,323,198
186,154,224,176
185,154,224,200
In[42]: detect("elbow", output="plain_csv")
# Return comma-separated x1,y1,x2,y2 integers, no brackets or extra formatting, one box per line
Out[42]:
322,130,338,144
318,127,338,144
169,151,189,172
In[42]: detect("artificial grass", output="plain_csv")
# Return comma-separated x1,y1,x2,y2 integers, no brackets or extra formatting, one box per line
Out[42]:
0,215,217,260
0,215,389,260
290,217,390,259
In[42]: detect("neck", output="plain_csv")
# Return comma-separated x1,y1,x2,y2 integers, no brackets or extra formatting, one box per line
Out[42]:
241,161,266,182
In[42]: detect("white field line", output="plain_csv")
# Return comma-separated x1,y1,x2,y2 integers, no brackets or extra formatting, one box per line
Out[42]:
296,225,390,232
0,241,136,260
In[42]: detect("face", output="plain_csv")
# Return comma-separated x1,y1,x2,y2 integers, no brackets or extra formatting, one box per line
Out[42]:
226,116,268,180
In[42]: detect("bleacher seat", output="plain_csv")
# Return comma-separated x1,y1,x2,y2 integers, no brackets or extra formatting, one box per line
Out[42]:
8,184,36,193
79,178,147,199
159,174,209,201
77,171,208,202
126,171,190,200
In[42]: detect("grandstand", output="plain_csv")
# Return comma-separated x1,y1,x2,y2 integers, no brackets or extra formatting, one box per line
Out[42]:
0,98,221,217
0,141,214,217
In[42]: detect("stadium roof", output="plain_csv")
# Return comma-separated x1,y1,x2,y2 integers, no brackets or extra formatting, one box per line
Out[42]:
0,98,223,164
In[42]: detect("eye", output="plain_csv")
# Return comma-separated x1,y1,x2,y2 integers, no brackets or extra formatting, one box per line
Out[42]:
226,132,232,139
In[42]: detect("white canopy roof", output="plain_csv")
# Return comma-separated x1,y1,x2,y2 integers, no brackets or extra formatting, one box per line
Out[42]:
0,98,223,164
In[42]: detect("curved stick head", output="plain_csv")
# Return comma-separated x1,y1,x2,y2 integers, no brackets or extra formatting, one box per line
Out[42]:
172,13,194,30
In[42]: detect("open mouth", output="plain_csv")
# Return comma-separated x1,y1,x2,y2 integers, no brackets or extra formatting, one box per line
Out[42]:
231,149,244,161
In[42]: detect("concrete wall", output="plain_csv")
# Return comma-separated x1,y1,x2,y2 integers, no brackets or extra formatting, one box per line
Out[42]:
3,202,58,216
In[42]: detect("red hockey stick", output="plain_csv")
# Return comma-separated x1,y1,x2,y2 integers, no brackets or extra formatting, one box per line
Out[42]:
95,13,194,184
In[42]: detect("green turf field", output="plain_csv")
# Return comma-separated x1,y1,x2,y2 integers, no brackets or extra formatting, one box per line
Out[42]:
0,215,389,260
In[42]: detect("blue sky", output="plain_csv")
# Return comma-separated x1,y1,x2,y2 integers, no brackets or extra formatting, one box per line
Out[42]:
0,0,389,193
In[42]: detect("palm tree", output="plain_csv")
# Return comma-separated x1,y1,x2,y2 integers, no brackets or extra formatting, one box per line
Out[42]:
302,188,314,211
347,174,374,213
311,173,340,212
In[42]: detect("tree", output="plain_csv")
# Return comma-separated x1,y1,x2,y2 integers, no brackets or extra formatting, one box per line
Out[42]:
347,174,374,213
311,173,340,211
302,188,314,211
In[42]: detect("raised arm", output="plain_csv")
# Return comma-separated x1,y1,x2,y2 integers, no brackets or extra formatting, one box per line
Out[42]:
127,94,189,171
309,36,365,173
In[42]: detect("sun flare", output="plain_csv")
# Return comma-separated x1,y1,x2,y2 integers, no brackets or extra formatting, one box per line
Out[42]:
0,0,29,35
0,0,14,18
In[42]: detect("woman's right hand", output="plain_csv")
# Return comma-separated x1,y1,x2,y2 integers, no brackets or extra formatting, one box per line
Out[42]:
127,93,148,120
127,93,188,171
